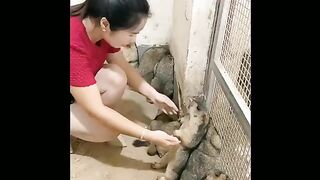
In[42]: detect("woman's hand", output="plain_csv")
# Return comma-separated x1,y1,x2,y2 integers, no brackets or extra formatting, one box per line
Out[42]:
150,92,179,115
145,130,181,148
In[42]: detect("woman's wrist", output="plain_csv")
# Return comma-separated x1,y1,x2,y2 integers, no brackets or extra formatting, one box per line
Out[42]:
141,129,154,142
139,82,158,101
146,89,158,102
139,128,147,140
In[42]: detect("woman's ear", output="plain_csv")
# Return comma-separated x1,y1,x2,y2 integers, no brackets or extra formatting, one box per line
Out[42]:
100,17,110,32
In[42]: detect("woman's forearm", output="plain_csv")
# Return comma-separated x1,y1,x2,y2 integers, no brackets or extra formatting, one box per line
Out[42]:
132,80,158,100
128,72,158,100
109,52,159,100
91,105,153,141
71,85,154,141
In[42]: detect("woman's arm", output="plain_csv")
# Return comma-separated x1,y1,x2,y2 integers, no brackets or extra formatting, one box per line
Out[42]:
71,84,180,146
108,51,158,101
108,51,178,115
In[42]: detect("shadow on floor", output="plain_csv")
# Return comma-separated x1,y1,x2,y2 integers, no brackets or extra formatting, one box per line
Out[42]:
113,99,156,125
72,138,163,172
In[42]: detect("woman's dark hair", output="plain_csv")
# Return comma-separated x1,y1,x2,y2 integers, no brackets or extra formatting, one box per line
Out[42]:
70,0,150,31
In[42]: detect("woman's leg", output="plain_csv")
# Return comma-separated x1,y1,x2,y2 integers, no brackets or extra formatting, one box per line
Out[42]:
70,64,128,143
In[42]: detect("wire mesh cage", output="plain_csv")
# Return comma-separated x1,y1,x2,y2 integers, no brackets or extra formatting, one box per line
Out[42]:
209,78,251,179
204,0,251,179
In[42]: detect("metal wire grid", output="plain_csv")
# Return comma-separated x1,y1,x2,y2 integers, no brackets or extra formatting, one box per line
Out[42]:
219,0,251,108
209,77,251,180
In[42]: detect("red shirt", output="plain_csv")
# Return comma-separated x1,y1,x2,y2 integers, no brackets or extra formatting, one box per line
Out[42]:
70,16,120,87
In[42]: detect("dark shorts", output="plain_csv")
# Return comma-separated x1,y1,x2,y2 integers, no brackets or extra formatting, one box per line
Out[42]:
70,93,75,104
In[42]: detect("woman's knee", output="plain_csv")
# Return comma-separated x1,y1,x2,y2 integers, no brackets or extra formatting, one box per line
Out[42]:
109,64,127,88
96,64,127,93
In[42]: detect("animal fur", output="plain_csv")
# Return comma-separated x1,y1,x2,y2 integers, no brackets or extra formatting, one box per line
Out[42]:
152,99,209,180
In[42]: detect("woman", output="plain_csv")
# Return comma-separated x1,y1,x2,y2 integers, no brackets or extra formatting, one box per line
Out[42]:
70,0,180,151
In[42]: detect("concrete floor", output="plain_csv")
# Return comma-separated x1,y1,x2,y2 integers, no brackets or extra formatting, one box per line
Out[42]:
71,89,165,180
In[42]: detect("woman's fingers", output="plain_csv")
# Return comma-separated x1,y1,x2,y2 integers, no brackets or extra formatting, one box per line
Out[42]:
165,98,179,112
166,135,180,145
161,108,168,114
